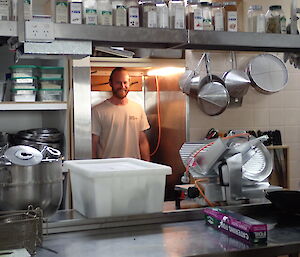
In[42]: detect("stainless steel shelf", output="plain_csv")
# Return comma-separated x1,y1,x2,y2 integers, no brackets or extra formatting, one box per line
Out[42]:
54,23,187,49
0,102,68,110
2,21,300,52
187,30,300,52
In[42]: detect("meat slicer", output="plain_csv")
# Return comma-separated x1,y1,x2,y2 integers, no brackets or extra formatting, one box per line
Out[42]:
179,131,282,205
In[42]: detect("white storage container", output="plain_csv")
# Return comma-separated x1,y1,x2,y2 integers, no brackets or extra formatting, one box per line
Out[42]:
39,78,63,89
40,66,64,79
9,65,37,78
11,88,37,102
38,89,63,102
63,158,172,218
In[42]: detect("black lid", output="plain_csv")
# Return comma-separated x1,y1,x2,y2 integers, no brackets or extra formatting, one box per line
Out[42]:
269,5,281,10
200,1,212,6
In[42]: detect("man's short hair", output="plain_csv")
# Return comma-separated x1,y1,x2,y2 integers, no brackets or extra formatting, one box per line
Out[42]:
109,67,128,83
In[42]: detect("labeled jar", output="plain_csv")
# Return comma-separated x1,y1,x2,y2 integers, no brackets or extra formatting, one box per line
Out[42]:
247,5,265,33
112,0,127,26
140,0,157,28
126,0,139,27
186,0,201,30
168,0,185,29
212,2,224,31
265,5,286,34
156,0,169,28
201,2,213,31
83,0,98,24
224,1,238,32
55,0,69,23
97,0,113,25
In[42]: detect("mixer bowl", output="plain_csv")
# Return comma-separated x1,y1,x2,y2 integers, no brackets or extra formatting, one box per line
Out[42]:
0,159,63,217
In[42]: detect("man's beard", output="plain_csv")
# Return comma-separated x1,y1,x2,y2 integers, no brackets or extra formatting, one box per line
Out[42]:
112,88,128,99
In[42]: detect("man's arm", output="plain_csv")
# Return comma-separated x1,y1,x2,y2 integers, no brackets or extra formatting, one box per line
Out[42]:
92,134,100,159
139,131,150,161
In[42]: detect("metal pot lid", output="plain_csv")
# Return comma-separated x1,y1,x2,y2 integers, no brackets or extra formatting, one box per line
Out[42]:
4,145,43,166
197,81,230,116
247,54,288,93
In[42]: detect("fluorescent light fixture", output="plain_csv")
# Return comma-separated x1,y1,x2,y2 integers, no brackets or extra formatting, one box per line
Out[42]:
147,67,185,76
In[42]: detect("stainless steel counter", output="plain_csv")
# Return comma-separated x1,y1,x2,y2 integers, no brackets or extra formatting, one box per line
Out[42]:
37,204,300,257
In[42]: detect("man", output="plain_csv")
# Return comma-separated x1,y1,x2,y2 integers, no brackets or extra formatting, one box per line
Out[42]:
92,67,150,161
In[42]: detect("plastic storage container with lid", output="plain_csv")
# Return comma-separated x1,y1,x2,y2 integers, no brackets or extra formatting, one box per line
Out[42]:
265,5,286,34
201,2,213,31
39,78,63,89
112,0,127,26
64,158,172,218
40,66,64,79
247,5,265,33
212,2,224,31
186,0,202,30
156,0,169,28
11,88,37,102
9,65,37,78
224,1,238,32
97,0,113,25
126,0,140,27
38,89,63,102
140,0,157,28
168,0,185,29
11,77,38,88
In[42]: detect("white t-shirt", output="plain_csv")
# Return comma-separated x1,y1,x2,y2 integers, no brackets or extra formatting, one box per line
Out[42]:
92,99,150,159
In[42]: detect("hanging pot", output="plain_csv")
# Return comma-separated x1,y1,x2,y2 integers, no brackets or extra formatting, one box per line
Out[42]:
0,145,63,217
223,52,251,98
246,54,288,94
197,53,230,116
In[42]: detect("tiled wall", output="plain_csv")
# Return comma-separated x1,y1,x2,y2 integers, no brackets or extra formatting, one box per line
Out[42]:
185,50,300,190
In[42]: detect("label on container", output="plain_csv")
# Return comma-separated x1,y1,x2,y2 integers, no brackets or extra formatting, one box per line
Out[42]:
194,8,203,30
214,11,224,31
114,5,126,26
56,1,68,24
99,10,112,25
174,6,185,29
128,7,139,27
24,0,32,21
157,6,169,28
70,2,82,24
0,0,10,21
227,11,237,32
85,8,97,25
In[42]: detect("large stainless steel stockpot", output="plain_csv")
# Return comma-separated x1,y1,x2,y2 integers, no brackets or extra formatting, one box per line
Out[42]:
0,158,63,217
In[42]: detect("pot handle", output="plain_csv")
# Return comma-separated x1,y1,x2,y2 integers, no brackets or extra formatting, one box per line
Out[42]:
204,53,213,82
41,146,61,159
230,51,237,70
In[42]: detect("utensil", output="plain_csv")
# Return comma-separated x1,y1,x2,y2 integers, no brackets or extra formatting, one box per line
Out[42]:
247,54,288,94
197,53,230,116
223,52,250,98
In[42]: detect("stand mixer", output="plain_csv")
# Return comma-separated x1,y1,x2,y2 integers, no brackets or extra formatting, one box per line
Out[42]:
179,131,282,206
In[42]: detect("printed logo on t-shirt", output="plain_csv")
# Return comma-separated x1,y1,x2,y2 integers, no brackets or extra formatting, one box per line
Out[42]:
129,115,138,121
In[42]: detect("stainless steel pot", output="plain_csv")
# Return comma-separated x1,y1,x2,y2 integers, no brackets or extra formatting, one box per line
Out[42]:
223,52,250,98
0,146,63,217
197,53,230,116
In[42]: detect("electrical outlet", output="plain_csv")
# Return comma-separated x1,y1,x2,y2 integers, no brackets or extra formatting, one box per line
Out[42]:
25,20,55,42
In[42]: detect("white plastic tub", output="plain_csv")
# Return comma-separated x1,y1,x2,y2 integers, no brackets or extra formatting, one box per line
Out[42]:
63,158,172,218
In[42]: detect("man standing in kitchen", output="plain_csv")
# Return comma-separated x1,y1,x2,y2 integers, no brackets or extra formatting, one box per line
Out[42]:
92,67,150,161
